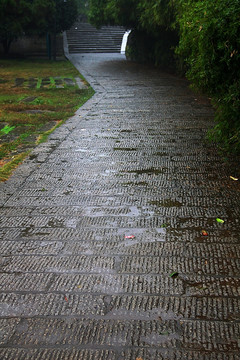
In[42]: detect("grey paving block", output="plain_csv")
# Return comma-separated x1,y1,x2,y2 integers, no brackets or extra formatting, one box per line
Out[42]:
0,349,115,360
0,318,239,351
0,293,239,321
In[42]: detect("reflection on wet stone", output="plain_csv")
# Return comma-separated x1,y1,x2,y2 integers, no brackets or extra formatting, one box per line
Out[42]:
0,53,240,358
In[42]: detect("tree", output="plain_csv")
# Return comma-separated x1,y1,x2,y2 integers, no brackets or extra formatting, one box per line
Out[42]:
77,0,89,21
0,0,78,56
88,0,139,28
0,0,32,54
45,0,79,60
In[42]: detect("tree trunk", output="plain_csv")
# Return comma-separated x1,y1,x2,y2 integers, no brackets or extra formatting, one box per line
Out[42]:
2,39,12,54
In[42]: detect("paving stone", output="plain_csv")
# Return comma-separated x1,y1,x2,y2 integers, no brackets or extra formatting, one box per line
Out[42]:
64,78,75,86
0,272,239,297
120,256,240,276
20,96,37,103
0,349,239,360
0,293,239,321
14,78,24,87
0,349,115,360
0,318,239,351
0,240,64,256
122,350,240,360
0,255,114,274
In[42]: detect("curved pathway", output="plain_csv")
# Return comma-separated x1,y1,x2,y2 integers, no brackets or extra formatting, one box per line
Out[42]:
0,53,240,359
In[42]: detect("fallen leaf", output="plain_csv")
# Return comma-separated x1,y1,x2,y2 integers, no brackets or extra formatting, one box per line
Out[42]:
161,223,169,228
169,271,179,278
201,230,208,236
77,285,82,289
230,176,238,181
216,218,225,224
136,358,143,360
230,50,237,57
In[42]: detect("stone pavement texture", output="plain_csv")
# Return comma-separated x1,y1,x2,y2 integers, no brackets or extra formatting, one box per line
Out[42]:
0,53,240,359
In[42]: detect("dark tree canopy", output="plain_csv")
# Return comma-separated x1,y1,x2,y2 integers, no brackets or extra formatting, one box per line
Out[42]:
88,0,176,30
0,0,78,54
0,0,32,53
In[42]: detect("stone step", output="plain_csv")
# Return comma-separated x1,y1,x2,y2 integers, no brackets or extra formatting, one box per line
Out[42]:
66,21,126,53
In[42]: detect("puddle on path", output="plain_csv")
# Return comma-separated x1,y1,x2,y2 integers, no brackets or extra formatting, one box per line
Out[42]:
150,199,183,207
141,332,181,346
123,167,166,175
113,147,137,151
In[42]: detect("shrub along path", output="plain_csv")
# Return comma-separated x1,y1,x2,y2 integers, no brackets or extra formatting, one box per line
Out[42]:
0,53,239,359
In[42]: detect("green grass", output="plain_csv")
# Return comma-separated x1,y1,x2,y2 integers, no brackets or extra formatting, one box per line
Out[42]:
0,152,29,181
0,58,94,181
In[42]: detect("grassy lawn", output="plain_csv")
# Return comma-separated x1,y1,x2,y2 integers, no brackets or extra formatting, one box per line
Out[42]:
0,59,94,181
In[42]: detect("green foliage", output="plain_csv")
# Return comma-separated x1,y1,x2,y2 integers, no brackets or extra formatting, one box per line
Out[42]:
0,0,78,54
89,0,176,30
177,0,240,153
0,125,15,136
54,0,79,33
89,0,139,28
77,0,90,20
138,0,176,31
126,28,178,70
0,0,32,53
26,0,55,35
126,30,155,64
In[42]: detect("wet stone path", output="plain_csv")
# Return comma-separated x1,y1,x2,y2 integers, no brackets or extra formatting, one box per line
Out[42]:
0,53,240,359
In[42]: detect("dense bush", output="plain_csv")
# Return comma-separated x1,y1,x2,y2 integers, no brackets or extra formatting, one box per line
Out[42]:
126,27,178,71
177,0,240,153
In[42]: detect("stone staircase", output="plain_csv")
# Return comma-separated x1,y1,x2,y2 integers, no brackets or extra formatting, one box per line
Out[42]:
66,21,126,53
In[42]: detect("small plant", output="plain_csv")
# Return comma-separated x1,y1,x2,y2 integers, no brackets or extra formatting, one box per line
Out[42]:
0,125,15,136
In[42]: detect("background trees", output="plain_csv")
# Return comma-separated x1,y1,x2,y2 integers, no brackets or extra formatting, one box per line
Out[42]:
0,0,32,54
0,0,78,57
89,0,240,154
